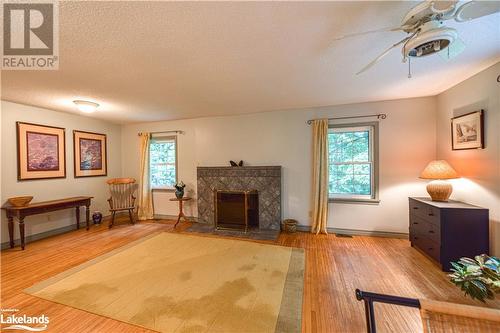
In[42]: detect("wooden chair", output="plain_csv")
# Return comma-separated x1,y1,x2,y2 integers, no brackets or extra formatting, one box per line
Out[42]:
356,289,500,333
106,178,137,228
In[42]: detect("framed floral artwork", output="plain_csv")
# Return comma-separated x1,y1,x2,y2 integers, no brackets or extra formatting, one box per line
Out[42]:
17,122,66,180
73,130,107,177
451,110,484,150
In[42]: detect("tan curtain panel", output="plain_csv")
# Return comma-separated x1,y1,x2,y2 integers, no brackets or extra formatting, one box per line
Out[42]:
137,133,154,220
311,119,329,234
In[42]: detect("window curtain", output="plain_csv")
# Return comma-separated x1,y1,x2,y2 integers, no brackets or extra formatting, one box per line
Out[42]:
137,133,154,220
311,119,329,234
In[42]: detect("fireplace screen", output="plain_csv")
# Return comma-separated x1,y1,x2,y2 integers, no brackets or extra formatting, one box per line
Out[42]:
215,190,258,231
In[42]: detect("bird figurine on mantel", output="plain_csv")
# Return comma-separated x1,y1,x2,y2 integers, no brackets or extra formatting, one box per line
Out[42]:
229,160,244,167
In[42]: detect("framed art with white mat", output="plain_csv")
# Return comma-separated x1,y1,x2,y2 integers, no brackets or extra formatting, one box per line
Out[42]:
451,110,484,150
73,130,107,177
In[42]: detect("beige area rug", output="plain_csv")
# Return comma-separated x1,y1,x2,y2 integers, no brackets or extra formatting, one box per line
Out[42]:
26,233,304,333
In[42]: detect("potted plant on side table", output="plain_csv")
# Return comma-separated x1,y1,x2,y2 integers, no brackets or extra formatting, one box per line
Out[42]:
174,181,186,199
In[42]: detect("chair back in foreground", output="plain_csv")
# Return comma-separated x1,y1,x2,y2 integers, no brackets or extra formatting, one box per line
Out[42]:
420,299,500,333
355,289,500,333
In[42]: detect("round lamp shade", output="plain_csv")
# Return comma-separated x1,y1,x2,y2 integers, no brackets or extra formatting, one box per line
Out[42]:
420,160,459,180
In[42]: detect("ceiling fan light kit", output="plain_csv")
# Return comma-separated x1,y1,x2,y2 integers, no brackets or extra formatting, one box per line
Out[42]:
403,23,458,59
337,0,500,76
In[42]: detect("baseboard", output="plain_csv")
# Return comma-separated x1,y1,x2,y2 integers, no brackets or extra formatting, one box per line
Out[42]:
1,223,81,250
0,214,116,250
1,219,406,249
153,214,198,222
0,213,199,249
295,225,408,239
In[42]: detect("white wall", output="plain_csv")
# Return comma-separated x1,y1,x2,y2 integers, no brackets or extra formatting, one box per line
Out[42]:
3,66,497,246
121,96,437,234
0,101,122,244
436,62,500,255
0,94,2,234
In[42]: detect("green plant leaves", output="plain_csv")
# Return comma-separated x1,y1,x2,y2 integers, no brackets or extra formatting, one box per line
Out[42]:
448,254,500,302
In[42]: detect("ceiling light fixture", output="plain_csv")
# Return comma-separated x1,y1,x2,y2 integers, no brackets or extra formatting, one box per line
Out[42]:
73,100,99,113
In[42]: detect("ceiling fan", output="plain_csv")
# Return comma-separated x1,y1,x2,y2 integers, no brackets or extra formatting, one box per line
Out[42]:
333,0,500,76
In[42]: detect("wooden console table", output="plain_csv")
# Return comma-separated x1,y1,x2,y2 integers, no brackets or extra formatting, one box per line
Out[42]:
2,196,93,250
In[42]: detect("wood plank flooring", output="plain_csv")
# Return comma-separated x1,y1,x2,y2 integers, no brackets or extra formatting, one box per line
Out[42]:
1,219,498,332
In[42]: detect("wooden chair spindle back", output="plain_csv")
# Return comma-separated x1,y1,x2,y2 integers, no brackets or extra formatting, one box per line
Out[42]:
106,178,137,228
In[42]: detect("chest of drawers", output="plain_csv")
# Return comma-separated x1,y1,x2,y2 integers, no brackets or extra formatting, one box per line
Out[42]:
409,197,489,271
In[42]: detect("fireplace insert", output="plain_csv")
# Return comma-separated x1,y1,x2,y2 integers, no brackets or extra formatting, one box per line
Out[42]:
214,190,258,232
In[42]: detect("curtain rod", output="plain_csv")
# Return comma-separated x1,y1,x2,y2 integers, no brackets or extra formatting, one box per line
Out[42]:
306,113,387,125
137,130,183,136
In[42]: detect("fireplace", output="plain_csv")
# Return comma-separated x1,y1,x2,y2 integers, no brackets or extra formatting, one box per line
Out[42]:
197,166,281,230
214,190,258,232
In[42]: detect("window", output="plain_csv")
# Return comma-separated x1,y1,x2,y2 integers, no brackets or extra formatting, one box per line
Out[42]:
328,123,378,202
150,136,177,189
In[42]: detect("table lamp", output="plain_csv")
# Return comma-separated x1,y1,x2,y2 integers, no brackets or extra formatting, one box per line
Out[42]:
420,160,459,202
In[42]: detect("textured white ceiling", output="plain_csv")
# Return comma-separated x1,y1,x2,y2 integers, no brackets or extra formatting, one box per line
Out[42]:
1,1,499,124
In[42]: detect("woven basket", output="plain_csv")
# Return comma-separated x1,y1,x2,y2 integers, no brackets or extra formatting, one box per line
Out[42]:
282,219,298,233
8,196,33,207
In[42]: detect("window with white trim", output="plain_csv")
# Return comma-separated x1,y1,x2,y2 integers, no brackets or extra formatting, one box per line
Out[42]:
328,123,378,201
150,136,177,189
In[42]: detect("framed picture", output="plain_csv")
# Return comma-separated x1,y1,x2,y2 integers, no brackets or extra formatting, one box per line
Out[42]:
73,130,107,177
17,122,66,180
451,110,484,150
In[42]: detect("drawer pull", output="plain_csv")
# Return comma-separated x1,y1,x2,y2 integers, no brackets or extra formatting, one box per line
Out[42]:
413,222,419,225
428,247,433,251
413,207,419,210
413,237,418,240
429,230,435,234
428,213,434,216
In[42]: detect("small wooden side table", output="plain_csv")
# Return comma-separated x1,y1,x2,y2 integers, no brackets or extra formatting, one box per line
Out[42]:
169,197,192,228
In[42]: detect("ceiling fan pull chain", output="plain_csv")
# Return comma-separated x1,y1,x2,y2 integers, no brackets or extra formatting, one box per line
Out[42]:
408,57,412,79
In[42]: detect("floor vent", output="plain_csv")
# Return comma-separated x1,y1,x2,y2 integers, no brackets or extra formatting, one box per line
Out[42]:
335,233,353,238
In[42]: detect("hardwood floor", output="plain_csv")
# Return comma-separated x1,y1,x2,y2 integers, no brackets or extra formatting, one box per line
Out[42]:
1,220,498,332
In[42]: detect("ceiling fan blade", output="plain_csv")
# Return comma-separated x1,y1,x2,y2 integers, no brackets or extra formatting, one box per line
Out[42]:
356,36,411,75
439,37,466,61
430,0,459,14
332,26,403,41
454,0,500,22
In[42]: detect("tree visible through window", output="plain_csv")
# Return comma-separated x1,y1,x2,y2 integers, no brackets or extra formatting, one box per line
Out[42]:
328,124,377,200
150,137,177,189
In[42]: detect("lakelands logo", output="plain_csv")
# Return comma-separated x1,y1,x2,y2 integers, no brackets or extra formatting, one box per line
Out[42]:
1,0,59,69
1,309,49,331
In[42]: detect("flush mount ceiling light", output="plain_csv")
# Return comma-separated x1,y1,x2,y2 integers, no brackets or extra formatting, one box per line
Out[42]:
73,100,99,113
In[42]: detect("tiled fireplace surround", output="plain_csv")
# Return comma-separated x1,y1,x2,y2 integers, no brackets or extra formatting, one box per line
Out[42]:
197,166,282,230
